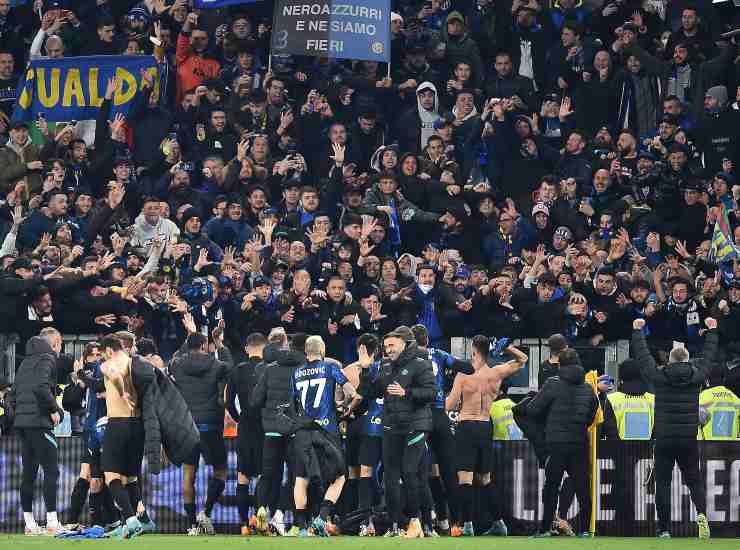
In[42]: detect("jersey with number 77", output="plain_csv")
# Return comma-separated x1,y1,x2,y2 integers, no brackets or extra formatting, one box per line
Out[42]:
292,360,348,435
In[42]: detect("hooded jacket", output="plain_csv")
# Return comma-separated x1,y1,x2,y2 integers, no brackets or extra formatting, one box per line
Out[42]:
249,344,307,434
9,336,62,429
170,344,233,425
395,81,442,155
358,343,436,434
632,328,717,440
514,360,597,444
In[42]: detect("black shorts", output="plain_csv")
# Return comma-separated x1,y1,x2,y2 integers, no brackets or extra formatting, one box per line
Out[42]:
455,420,493,474
237,425,263,477
81,446,103,478
345,418,363,468
101,417,145,477
186,427,227,468
292,430,344,480
358,435,382,468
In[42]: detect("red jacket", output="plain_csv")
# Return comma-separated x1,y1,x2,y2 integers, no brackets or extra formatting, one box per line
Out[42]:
176,33,221,102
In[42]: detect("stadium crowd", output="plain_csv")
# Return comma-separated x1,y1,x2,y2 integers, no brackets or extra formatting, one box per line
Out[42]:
0,0,739,542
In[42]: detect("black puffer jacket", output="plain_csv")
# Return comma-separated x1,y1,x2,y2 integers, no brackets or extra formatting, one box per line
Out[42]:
358,344,436,434
170,345,233,425
249,344,306,434
515,360,597,445
632,329,717,441
143,367,199,474
9,336,63,429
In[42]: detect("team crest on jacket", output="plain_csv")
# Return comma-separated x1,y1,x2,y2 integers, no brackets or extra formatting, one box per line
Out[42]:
402,369,408,375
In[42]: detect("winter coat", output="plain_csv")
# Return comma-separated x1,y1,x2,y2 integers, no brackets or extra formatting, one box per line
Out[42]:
0,138,43,195
632,329,717,441
170,345,233,425
9,336,62,429
358,344,436,434
514,362,597,444
143,367,200,474
249,345,307,434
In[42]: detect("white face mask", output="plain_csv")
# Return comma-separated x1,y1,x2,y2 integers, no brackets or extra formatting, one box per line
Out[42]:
418,283,434,294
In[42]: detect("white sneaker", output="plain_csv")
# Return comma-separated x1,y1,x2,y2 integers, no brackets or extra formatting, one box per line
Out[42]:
196,511,215,535
187,526,201,536
46,523,62,536
270,509,286,536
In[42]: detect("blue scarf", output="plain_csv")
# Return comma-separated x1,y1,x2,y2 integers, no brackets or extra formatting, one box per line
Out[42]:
386,198,402,246
415,286,443,342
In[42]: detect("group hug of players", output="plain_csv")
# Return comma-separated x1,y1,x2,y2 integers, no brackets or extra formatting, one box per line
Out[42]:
21,311,734,540
61,323,533,539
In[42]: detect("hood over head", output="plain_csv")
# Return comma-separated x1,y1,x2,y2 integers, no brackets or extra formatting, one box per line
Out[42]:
25,336,55,357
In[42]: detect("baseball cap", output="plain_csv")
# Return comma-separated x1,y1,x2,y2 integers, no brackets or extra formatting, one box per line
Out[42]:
532,202,550,217
252,276,271,288
554,226,573,241
446,11,465,25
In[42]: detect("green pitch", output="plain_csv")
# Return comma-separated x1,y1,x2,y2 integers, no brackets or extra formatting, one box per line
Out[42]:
0,535,735,549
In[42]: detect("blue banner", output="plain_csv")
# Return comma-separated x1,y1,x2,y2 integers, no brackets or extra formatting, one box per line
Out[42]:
12,56,158,123
194,0,262,7
272,0,391,63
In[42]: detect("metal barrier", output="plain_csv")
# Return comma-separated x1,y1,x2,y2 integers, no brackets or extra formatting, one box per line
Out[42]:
2,334,633,393
0,334,100,385
450,338,631,393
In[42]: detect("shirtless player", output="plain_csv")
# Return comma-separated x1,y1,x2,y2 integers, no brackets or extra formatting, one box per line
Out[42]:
445,335,528,537
99,335,145,539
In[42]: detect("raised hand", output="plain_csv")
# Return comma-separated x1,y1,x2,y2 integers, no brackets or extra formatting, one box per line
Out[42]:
559,97,574,121
182,312,197,334
94,314,117,328
331,143,345,166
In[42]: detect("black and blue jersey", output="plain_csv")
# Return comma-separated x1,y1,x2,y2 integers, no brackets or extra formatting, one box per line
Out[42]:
292,360,348,435
362,362,384,437
81,361,107,450
429,348,456,409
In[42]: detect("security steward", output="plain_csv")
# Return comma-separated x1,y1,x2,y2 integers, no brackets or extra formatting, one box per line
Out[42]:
603,359,655,440
490,384,523,441
698,368,740,440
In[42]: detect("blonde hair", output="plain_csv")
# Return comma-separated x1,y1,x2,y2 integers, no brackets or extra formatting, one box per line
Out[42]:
305,335,325,358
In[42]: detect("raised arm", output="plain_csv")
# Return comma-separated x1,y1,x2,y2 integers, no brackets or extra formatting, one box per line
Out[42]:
631,319,659,382
491,344,528,380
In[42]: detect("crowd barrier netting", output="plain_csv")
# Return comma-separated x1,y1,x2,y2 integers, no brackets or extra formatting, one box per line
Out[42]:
0,437,738,536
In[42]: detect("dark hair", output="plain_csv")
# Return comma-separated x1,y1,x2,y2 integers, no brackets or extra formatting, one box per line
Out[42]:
411,324,429,347
357,333,379,357
30,285,51,302
97,17,115,29
187,333,208,351
245,332,267,349
547,333,568,354
472,334,490,358
83,342,100,358
562,20,584,37
100,335,124,352
137,338,158,356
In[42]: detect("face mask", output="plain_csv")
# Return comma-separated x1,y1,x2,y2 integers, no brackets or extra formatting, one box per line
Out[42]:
418,283,434,294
